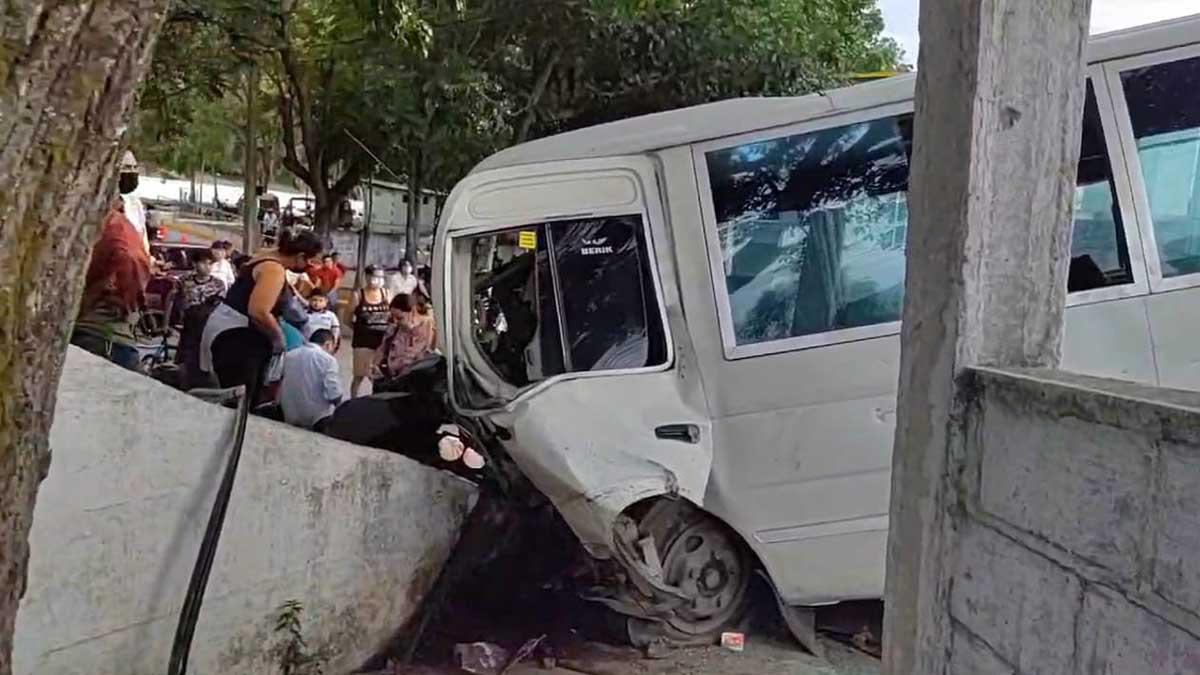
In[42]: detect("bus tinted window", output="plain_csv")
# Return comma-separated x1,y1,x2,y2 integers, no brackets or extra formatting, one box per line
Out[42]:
549,217,654,371
706,88,1135,349
1071,81,1134,292
706,116,912,345
459,216,665,393
1121,55,1200,279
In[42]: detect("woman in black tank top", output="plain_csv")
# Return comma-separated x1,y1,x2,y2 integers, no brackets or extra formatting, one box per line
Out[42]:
204,230,323,398
350,265,391,396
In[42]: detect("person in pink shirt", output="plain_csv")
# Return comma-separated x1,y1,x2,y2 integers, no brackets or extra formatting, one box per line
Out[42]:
372,293,437,384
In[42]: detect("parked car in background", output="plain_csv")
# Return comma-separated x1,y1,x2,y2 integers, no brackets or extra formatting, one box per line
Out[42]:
282,197,315,230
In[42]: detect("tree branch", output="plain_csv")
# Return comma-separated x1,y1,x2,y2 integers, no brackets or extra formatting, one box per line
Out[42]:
277,92,311,186
332,159,366,197
515,46,562,144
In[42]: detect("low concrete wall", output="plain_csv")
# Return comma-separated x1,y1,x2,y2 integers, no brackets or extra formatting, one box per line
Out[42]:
944,367,1200,673
14,348,476,674
330,230,406,269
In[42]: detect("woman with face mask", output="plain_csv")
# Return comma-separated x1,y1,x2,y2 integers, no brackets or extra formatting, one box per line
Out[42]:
200,228,324,399
350,265,392,397
387,259,423,298
117,150,149,254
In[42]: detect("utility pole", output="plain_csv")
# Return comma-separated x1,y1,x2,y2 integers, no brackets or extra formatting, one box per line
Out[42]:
242,62,260,252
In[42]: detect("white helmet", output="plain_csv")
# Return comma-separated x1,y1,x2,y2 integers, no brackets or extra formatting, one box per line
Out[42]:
120,150,139,173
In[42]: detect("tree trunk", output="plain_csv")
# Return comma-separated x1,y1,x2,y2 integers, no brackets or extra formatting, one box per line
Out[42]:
242,62,260,253
312,189,337,248
0,0,168,672
405,152,424,265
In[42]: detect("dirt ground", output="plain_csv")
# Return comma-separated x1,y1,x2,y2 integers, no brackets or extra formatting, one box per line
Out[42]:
369,496,882,675
388,624,880,675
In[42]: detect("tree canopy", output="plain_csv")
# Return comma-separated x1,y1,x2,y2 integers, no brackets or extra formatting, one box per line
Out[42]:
135,0,903,237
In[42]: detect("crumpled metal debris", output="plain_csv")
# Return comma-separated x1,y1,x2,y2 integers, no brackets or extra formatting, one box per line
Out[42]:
454,642,509,675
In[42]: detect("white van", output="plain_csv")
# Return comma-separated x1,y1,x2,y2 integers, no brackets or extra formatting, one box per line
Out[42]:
433,15,1200,642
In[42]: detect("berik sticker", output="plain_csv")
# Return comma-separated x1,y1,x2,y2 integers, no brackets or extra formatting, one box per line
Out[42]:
581,237,614,255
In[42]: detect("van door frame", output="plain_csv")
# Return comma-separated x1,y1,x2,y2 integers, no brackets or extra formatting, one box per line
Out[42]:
436,157,717,550
440,161,680,409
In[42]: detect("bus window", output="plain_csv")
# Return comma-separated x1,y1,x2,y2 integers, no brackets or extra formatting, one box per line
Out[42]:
462,227,564,387
548,216,661,371
705,93,1136,351
1121,55,1200,279
457,215,665,399
1071,81,1134,292
705,115,913,346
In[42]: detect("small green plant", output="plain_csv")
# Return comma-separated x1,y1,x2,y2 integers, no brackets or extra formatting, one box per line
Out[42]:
273,600,324,675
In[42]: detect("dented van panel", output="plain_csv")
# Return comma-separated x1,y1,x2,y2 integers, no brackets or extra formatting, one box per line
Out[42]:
496,363,713,554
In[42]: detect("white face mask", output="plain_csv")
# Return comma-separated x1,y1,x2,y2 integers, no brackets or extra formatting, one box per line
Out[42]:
368,277,384,289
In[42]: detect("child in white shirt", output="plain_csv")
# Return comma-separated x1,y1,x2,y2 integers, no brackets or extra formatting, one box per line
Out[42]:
303,290,341,349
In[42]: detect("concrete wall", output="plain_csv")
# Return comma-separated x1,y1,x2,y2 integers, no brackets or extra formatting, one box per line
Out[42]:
331,230,407,269
14,348,477,674
944,367,1200,673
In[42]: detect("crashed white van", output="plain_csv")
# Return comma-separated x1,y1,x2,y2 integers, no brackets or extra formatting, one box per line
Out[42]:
434,15,1200,642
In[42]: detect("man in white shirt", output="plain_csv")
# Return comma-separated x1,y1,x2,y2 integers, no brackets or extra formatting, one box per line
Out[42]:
280,329,345,431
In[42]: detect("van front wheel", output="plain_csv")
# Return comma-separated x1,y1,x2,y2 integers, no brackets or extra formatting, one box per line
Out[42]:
628,504,752,644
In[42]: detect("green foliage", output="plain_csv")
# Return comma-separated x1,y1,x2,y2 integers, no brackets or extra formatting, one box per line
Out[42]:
273,600,324,675
136,0,901,202
494,0,902,138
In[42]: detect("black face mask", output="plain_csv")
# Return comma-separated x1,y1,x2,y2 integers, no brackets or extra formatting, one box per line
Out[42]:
119,172,139,195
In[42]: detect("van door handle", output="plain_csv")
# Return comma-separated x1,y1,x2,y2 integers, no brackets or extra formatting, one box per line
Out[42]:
655,424,700,444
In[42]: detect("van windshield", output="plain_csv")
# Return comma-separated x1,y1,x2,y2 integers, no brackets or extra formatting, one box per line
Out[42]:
452,215,667,405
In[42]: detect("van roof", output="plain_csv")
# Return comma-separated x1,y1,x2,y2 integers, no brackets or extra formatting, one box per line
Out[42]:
473,13,1200,174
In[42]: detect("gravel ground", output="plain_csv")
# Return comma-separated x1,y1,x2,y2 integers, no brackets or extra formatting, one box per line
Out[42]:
390,634,880,675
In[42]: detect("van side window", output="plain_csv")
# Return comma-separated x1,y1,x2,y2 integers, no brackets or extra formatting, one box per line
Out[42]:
705,115,913,345
464,228,564,387
1071,81,1134,292
1120,55,1200,279
705,88,1136,349
548,216,661,371
460,215,665,390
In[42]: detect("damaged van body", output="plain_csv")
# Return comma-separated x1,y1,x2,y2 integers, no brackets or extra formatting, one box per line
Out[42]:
434,16,1200,643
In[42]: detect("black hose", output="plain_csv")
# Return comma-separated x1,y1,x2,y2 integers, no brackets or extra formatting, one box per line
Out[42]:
167,362,264,674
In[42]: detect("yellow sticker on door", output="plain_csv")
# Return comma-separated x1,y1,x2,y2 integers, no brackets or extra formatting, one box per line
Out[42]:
518,230,537,250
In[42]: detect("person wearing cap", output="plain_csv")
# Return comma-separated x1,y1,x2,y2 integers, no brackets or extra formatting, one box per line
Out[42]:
117,151,149,253
349,264,391,397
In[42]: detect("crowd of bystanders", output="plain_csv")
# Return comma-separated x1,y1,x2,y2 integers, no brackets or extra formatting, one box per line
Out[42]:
72,158,441,437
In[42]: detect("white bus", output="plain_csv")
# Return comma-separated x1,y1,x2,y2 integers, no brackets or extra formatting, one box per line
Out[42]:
433,15,1200,644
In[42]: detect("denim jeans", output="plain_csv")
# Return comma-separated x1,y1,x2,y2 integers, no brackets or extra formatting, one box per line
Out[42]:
71,331,142,372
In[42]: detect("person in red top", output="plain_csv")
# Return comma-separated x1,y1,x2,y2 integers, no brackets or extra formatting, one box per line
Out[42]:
71,197,153,370
310,254,344,295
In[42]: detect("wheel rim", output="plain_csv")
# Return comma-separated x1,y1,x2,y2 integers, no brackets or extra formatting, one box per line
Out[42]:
660,518,749,635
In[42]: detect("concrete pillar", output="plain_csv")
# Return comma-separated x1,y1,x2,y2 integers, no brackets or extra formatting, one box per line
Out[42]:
882,2,1093,674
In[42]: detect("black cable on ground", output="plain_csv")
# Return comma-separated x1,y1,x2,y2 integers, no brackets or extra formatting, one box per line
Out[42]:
167,362,265,675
